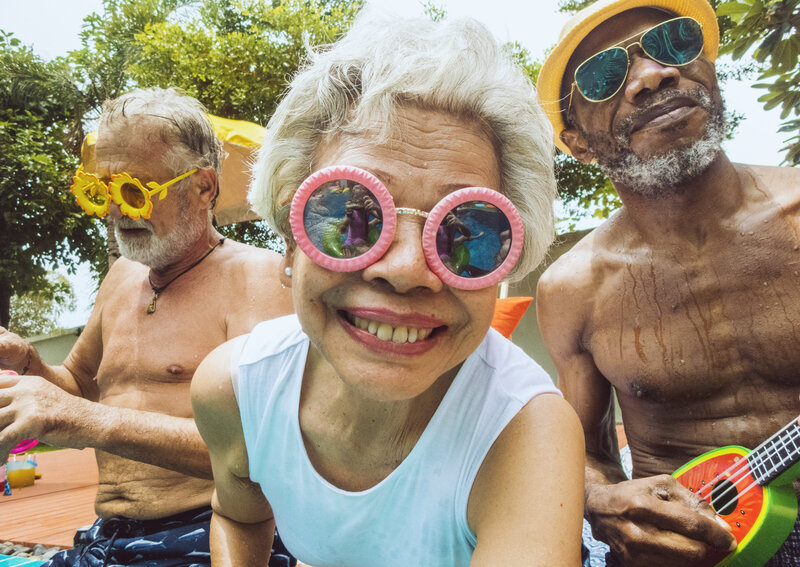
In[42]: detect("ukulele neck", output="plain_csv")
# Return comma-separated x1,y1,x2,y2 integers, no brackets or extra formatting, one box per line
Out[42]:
748,420,800,486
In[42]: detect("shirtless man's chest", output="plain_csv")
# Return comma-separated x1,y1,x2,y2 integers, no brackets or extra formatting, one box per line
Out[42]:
584,177,800,470
92,267,229,518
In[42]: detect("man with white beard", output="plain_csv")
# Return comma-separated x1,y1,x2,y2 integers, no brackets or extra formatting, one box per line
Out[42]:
0,88,296,566
535,0,800,566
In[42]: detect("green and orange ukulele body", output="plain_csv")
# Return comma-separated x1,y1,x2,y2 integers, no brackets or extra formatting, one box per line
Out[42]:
673,418,800,567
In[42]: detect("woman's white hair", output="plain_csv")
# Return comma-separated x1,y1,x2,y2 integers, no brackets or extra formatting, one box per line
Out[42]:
251,9,556,281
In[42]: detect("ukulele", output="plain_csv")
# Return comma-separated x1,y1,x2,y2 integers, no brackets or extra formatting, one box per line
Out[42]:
672,417,800,567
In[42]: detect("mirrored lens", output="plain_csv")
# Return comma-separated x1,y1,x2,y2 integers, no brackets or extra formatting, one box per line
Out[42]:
303,179,384,259
575,47,629,101
80,177,109,207
641,17,703,66
435,201,512,278
120,183,147,209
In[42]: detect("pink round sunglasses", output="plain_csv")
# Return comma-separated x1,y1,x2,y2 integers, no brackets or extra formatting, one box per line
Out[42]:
289,165,523,291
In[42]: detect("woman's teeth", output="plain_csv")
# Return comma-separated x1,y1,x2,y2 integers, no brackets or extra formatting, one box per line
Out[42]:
351,315,433,343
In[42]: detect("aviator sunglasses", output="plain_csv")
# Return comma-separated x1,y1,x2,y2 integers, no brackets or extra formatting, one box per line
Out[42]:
289,165,524,291
568,16,704,108
70,167,197,220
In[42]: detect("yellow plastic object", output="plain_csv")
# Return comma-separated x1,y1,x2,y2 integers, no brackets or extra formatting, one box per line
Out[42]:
6,461,35,488
207,114,264,148
70,168,197,220
70,169,110,217
78,114,265,226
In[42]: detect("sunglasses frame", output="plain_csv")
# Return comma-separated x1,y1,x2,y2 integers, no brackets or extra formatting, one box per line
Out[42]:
567,16,704,111
70,167,197,220
289,165,524,291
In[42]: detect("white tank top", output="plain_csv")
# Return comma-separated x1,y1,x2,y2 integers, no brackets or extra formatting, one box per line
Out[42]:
233,314,560,567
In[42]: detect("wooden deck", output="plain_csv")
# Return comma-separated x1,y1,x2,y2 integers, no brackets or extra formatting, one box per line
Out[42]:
1,449,98,548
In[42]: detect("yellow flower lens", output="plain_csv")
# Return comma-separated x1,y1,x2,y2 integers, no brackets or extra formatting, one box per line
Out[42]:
109,174,154,220
70,172,110,217
120,182,147,209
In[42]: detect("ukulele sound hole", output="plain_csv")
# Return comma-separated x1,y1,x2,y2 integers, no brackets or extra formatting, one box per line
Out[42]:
710,479,737,516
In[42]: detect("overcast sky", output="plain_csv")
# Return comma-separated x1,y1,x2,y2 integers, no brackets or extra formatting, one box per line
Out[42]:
1,0,790,327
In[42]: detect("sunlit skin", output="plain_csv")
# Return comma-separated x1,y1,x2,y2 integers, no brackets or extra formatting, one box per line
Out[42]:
0,114,292,520
192,106,585,566
537,7,800,567
561,9,723,164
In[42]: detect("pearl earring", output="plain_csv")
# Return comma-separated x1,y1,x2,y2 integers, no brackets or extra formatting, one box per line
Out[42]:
284,267,292,277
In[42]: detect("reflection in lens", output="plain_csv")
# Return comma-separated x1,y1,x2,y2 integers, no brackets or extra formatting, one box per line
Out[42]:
303,179,383,259
84,179,109,207
642,18,703,66
576,47,628,101
436,201,511,277
120,183,147,208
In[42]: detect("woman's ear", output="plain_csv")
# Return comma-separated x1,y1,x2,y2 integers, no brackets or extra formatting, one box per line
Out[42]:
280,243,295,288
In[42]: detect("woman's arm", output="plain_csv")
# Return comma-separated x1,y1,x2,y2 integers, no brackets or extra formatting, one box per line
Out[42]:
467,393,585,566
191,337,275,566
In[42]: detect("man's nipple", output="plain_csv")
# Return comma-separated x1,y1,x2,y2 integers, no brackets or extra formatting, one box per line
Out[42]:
167,364,185,376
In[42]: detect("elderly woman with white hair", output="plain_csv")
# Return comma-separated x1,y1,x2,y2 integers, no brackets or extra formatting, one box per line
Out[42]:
191,10,584,567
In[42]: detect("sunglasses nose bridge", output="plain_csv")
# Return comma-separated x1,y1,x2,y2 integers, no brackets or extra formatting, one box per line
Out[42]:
361,218,443,294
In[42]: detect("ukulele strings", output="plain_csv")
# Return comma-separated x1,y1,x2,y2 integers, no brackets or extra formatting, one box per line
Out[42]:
696,424,799,506
695,423,800,511
695,419,798,499
697,428,799,513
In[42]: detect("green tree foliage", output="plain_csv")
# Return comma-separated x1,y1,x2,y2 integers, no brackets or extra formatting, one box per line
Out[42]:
128,0,361,124
9,273,77,338
71,0,193,112
717,0,800,164
70,0,362,255
0,32,104,329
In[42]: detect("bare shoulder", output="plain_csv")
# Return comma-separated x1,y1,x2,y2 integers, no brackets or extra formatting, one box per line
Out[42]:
539,232,597,294
86,257,149,323
539,211,636,291
191,336,239,403
738,163,800,207
474,393,583,493
211,240,293,336
215,239,284,279
468,394,584,565
538,224,614,316
97,256,148,296
191,338,245,453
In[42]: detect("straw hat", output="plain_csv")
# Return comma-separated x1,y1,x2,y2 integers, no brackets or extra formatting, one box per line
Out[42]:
537,0,719,155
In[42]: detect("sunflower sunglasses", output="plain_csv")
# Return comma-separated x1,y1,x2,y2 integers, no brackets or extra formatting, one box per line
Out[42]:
70,168,197,220
568,17,704,109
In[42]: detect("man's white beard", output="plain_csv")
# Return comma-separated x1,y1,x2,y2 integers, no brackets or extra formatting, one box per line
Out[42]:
588,88,726,198
114,192,206,269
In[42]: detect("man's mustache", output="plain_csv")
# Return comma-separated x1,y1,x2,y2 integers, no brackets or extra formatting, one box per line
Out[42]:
615,87,714,143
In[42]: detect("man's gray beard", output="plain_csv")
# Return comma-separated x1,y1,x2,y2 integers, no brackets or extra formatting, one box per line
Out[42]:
587,88,726,198
114,191,206,269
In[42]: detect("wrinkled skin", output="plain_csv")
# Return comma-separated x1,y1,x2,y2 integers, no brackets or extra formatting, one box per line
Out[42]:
538,8,800,567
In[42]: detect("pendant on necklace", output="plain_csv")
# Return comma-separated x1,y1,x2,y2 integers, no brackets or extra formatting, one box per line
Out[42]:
147,291,159,314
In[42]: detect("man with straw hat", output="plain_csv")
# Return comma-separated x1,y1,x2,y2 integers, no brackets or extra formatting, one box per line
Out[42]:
535,0,800,565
